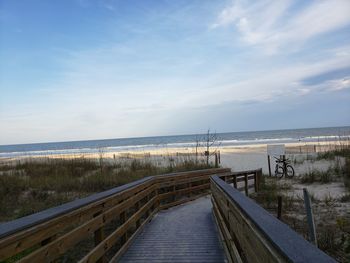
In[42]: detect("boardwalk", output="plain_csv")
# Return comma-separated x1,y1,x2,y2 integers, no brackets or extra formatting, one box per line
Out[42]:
119,196,227,263
1,169,335,262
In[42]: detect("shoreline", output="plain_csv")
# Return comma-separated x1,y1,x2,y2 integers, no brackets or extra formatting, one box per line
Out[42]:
1,139,349,163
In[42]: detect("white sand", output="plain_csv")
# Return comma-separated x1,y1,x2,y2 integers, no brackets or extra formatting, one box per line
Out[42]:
290,182,347,199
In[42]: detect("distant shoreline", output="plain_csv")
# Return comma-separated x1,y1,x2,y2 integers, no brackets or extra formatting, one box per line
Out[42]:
1,126,349,160
1,139,349,163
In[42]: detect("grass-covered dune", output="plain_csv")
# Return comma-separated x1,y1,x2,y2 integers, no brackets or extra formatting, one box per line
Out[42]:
0,156,210,222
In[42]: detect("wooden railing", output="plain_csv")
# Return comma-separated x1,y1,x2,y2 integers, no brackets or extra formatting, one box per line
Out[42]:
0,168,230,262
211,175,336,263
219,169,262,195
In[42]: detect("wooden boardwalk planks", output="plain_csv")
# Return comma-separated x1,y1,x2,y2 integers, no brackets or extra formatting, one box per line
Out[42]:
119,196,227,263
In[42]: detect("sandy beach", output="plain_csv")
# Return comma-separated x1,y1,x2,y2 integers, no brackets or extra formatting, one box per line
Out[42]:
3,139,348,201
2,139,348,174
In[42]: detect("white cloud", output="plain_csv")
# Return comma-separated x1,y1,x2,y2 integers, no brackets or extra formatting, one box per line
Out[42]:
291,76,350,95
187,47,350,106
323,77,350,91
212,0,350,53
297,88,311,96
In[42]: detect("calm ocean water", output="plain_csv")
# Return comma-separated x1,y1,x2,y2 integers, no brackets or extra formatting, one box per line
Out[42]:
1,126,350,158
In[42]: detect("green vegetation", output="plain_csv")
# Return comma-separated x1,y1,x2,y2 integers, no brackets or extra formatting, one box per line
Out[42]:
0,156,211,222
253,177,279,208
316,217,350,262
299,169,334,184
252,177,295,211
315,145,350,190
316,147,350,161
297,145,350,187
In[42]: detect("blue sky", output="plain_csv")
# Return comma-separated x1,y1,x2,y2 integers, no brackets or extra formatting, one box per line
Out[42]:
1,0,350,144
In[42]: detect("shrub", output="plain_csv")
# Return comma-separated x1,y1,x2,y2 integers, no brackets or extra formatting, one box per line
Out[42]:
299,170,333,184
300,171,317,184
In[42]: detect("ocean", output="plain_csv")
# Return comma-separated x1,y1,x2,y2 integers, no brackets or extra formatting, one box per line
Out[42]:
1,126,350,158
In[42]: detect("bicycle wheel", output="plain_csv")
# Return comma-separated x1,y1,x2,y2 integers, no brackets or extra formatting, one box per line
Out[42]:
275,164,284,178
286,165,295,177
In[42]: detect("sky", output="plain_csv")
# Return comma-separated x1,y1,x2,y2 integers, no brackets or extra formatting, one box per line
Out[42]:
0,0,350,145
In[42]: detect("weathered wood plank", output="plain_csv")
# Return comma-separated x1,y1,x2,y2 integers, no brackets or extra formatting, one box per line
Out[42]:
159,192,209,210
78,195,158,263
210,175,336,263
212,196,242,263
119,197,227,263
109,208,158,262
212,187,279,262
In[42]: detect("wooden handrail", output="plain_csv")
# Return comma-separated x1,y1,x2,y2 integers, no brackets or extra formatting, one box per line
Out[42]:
210,175,336,263
0,168,230,262
219,168,262,195
0,176,153,239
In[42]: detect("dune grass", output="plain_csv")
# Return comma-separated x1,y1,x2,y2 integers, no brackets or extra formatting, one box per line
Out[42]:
295,144,350,189
299,169,334,184
0,156,211,222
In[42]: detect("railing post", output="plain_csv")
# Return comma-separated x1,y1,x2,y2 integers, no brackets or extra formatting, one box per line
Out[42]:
120,211,127,245
172,185,176,202
244,174,248,196
93,211,106,263
277,196,282,220
145,195,150,217
233,175,237,189
254,172,258,192
135,201,141,228
257,169,262,192
156,188,160,210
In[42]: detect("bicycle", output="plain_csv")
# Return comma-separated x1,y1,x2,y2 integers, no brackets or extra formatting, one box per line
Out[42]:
274,156,295,178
